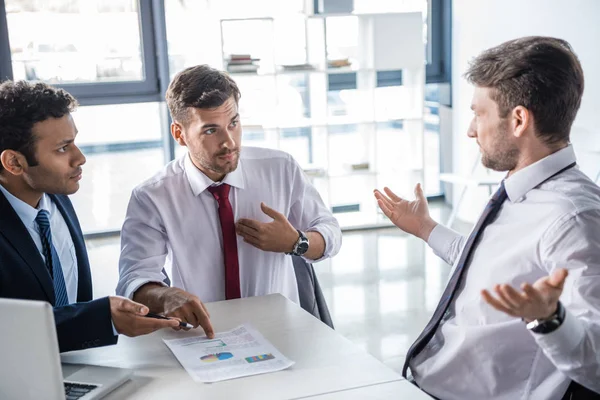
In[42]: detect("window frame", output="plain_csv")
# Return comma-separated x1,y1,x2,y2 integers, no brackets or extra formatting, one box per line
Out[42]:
425,0,451,84
0,0,11,81
0,0,162,106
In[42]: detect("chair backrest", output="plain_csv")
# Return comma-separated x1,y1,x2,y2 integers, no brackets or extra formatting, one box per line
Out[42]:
292,255,334,329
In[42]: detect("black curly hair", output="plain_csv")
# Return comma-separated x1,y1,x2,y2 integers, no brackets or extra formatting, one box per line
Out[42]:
0,80,78,171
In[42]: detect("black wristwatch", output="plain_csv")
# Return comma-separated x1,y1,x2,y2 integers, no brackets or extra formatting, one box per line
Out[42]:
526,301,566,334
286,230,309,256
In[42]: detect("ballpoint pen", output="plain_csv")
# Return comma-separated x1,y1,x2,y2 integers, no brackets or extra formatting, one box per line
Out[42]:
145,312,193,329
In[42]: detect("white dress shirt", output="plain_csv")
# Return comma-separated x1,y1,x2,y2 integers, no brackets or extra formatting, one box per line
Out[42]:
0,184,78,304
412,145,600,400
117,146,342,304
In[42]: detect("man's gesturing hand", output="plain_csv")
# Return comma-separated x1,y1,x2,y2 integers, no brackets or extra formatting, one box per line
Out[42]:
236,202,298,253
481,268,569,322
110,296,180,337
374,184,437,241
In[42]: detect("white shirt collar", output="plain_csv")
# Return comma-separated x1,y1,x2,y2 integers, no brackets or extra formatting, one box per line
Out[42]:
0,183,51,228
504,144,577,202
183,152,245,197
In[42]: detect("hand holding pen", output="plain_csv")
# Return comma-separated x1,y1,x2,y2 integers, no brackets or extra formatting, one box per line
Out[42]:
145,312,194,329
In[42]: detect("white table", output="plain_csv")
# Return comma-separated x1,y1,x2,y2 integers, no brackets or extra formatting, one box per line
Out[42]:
299,381,434,399
61,294,402,400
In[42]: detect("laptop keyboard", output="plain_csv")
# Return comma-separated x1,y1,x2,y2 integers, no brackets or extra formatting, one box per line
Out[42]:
64,382,98,399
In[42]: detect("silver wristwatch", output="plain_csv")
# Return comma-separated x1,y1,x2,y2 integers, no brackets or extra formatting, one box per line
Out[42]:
286,230,309,256
526,302,565,334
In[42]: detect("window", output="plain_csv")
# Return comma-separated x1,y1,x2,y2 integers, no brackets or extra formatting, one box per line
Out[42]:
2,0,160,104
0,0,451,233
8,1,143,84
70,102,166,232
1,0,170,234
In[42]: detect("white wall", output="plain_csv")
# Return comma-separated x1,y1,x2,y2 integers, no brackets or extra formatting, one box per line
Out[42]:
450,0,600,221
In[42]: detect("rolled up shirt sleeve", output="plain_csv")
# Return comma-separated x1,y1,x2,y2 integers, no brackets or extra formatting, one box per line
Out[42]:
287,156,342,263
532,209,600,392
116,188,169,299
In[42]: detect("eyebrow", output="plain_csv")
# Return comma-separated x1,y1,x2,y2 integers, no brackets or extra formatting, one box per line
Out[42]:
57,138,75,147
201,113,240,130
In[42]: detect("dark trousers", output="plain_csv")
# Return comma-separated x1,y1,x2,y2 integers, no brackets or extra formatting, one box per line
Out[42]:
409,378,600,400
407,378,441,400
561,381,600,400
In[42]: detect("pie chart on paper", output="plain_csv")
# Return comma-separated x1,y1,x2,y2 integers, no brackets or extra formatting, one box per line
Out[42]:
200,352,234,362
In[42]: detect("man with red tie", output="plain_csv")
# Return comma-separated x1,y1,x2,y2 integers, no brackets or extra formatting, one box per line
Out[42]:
117,65,342,337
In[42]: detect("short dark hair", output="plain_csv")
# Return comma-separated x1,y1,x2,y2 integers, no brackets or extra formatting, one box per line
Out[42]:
166,65,241,125
465,36,584,145
0,80,78,171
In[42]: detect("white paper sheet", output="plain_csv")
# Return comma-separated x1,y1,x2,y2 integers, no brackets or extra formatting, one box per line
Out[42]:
163,324,295,383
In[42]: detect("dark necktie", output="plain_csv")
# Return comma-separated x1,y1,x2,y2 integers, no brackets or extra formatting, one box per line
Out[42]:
208,184,241,300
402,182,507,377
35,210,70,306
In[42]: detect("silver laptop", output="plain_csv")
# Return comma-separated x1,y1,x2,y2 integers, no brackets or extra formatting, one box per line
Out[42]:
0,298,132,400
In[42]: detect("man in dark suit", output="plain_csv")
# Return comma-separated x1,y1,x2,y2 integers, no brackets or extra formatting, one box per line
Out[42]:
0,80,179,353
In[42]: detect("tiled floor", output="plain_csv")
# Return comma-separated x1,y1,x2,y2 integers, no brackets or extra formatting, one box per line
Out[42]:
86,202,469,374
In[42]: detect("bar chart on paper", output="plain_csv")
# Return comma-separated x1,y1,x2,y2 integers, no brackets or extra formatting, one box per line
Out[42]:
163,324,294,383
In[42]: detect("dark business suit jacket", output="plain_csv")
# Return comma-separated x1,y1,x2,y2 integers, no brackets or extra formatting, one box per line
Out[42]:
0,189,117,352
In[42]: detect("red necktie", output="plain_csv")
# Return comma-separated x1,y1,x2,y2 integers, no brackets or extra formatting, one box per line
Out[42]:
207,184,241,299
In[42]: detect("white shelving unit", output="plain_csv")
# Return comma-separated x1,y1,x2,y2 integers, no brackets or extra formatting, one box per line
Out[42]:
214,10,425,229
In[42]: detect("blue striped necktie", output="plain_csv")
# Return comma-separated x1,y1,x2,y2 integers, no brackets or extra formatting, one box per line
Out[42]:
402,181,508,378
35,209,69,306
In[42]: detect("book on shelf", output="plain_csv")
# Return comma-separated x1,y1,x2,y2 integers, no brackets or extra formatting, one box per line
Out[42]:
225,54,260,73
350,162,370,171
228,58,261,65
327,58,352,68
303,165,327,177
227,64,259,73
280,63,316,72
228,54,252,60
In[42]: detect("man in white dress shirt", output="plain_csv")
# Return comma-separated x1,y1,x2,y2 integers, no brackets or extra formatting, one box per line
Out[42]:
117,65,342,338
375,37,600,399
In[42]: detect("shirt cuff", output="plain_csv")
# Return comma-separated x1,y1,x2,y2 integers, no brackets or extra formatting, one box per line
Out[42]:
427,224,458,255
305,224,341,263
122,278,168,300
111,320,119,336
531,307,585,357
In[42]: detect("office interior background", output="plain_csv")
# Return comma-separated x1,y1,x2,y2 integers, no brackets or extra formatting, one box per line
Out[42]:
1,0,599,373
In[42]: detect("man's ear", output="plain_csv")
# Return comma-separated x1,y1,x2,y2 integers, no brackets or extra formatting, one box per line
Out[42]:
511,106,532,139
171,122,187,147
0,150,27,176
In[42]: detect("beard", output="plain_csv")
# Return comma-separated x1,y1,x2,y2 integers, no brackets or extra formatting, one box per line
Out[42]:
197,149,240,176
480,119,519,172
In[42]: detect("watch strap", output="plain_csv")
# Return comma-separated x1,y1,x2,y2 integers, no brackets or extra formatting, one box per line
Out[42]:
286,230,308,256
526,301,566,334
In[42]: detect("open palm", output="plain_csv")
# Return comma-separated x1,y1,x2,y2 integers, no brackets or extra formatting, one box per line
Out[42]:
482,268,568,321
374,184,437,241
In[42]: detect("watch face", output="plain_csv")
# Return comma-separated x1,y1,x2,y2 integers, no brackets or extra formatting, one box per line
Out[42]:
296,241,309,255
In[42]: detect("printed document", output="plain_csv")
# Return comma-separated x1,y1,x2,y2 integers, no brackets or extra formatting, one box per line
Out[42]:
163,324,294,383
